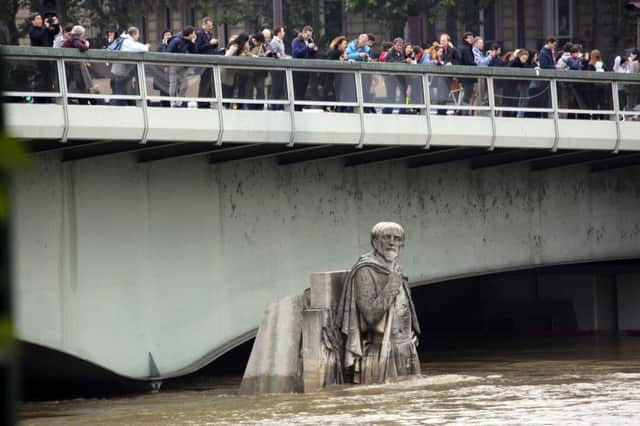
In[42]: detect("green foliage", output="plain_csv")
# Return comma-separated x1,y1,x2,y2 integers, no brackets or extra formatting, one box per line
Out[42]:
14,0,155,36
0,132,29,223
0,316,16,354
0,0,24,43
0,134,27,355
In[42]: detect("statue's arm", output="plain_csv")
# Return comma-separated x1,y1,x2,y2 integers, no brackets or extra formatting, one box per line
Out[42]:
354,268,400,328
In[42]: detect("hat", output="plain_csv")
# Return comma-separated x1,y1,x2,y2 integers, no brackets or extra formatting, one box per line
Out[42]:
106,23,119,33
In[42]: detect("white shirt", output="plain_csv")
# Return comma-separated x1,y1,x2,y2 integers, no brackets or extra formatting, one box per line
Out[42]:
119,33,149,52
111,33,149,76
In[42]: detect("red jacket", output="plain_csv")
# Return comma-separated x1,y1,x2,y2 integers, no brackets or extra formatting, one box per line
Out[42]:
63,35,89,52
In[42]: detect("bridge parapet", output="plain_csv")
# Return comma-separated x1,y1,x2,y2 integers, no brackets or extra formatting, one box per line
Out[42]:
2,46,640,155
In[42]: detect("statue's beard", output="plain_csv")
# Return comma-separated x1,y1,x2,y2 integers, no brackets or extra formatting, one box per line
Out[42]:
380,248,398,263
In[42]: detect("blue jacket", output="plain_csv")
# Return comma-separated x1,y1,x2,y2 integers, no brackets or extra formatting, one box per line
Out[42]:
195,29,222,55
565,56,583,70
472,47,492,67
166,32,197,54
345,40,370,61
291,37,316,59
539,47,555,69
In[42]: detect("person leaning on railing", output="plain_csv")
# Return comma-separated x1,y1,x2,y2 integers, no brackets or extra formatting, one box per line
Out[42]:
62,26,89,51
221,33,251,109
505,49,531,118
111,27,149,106
245,32,269,110
326,35,348,112
165,26,198,107
62,26,92,104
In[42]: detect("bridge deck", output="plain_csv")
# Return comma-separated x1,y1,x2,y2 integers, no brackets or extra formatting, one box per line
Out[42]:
2,46,640,169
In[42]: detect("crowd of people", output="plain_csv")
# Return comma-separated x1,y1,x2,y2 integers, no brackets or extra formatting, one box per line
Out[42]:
25,11,640,116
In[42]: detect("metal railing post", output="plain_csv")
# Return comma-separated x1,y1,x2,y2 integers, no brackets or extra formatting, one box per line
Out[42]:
550,79,560,152
213,65,225,145
612,81,622,154
355,70,365,148
136,61,150,144
285,67,296,147
487,76,497,151
422,73,432,149
56,58,70,143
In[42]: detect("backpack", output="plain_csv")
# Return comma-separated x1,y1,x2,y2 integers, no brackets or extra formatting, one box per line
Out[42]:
107,36,125,51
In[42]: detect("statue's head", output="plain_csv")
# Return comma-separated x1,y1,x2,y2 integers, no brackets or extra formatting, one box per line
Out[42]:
370,222,405,264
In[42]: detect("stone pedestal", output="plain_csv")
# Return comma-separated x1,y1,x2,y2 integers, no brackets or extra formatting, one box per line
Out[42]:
239,294,304,394
240,271,348,394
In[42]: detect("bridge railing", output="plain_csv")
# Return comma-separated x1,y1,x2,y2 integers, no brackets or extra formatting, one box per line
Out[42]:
2,46,640,151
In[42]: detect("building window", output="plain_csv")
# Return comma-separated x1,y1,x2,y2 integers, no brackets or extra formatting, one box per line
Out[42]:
545,0,573,42
481,4,497,45
556,0,572,38
164,7,172,31
185,7,196,26
516,0,525,48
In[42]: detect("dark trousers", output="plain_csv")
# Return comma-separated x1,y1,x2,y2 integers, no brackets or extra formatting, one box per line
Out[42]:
269,71,286,110
383,76,407,114
246,72,266,110
460,78,474,115
197,68,214,108
111,76,132,106
528,81,549,118
293,72,309,111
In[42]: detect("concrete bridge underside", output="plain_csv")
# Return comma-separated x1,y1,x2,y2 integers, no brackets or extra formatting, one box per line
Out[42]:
13,150,640,380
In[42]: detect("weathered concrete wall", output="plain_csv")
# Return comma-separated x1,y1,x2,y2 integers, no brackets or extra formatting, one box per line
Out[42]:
12,152,640,379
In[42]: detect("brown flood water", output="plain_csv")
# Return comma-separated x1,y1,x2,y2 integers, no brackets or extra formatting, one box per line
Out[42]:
20,337,640,425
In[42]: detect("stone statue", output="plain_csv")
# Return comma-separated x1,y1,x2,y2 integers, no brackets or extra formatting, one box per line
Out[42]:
336,222,421,384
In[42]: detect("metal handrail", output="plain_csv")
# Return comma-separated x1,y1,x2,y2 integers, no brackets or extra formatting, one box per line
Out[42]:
3,45,640,82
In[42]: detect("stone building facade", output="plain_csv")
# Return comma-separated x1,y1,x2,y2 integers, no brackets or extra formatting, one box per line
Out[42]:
14,0,638,61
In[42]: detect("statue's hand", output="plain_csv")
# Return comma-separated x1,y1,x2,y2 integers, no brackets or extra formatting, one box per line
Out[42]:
411,333,419,347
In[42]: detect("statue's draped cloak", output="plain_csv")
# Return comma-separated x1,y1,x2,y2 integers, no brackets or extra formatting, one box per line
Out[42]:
336,252,421,380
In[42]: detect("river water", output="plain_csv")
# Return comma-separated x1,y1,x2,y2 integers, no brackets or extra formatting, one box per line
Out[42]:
20,337,640,425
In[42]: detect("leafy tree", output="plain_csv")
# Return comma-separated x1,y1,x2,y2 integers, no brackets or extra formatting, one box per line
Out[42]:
0,0,26,44
6,0,155,41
